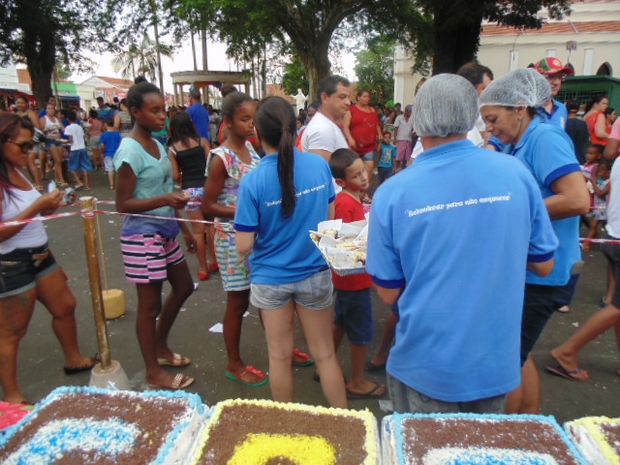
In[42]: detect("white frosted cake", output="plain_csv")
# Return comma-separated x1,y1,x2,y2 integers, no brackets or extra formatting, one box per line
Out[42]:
565,416,620,465
0,386,206,464
188,398,379,464
382,413,587,464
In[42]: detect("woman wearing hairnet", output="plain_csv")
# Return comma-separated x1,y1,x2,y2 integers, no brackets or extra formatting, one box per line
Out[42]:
480,69,590,414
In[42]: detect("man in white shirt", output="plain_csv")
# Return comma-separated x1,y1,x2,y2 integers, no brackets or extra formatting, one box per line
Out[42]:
301,75,351,161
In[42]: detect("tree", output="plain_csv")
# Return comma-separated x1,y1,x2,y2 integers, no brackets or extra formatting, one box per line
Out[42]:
354,38,395,104
179,0,423,100
0,0,114,107
408,0,572,74
112,33,174,84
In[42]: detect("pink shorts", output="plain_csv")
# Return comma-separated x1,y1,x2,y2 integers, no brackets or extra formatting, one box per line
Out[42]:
395,140,413,161
120,233,185,283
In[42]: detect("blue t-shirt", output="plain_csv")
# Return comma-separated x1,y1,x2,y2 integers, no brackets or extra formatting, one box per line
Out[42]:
538,99,568,129
187,103,211,142
97,105,115,122
100,130,123,158
114,138,180,238
510,118,581,286
378,142,396,168
235,150,335,284
367,139,557,402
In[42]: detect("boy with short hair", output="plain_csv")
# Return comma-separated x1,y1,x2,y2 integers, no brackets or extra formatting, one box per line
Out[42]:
99,117,122,190
328,148,386,399
378,131,397,184
64,109,92,190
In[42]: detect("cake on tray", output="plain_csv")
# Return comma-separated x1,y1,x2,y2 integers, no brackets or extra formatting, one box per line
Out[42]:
0,386,206,465
382,412,587,465
565,416,620,465
188,398,379,465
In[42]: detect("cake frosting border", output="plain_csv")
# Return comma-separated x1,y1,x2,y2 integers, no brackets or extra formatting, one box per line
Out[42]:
382,412,588,465
0,385,206,465
188,398,379,465
564,416,620,465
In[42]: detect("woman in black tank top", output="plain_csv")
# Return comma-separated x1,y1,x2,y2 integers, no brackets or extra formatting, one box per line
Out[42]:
168,112,216,281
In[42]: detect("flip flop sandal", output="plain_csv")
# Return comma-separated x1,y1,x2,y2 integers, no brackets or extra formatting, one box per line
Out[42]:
147,373,194,390
225,366,268,387
544,364,589,381
157,353,191,367
292,348,314,367
64,354,100,375
346,382,386,400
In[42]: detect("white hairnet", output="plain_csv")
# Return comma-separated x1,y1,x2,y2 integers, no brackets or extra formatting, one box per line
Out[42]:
413,74,478,138
479,68,552,108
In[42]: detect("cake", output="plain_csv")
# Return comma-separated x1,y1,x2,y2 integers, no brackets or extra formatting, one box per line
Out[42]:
188,398,379,464
382,413,587,464
0,386,206,464
565,416,620,464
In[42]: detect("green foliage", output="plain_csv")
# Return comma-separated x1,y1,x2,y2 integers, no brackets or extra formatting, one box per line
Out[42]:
0,0,116,106
354,37,395,104
282,56,309,97
112,33,174,82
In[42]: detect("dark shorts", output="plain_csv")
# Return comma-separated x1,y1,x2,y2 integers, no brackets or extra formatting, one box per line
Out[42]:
0,245,58,298
334,287,373,345
521,283,563,365
602,233,620,308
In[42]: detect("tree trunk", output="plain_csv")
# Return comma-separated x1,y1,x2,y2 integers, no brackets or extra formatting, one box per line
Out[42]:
297,37,331,104
432,5,483,74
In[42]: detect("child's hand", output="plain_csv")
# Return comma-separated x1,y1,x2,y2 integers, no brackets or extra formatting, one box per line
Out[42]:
167,192,190,209
183,231,197,254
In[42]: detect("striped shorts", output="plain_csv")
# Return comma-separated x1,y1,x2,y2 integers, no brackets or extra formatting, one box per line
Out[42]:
214,229,250,292
120,233,185,284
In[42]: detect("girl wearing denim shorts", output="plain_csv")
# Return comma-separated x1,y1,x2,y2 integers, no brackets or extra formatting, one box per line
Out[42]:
0,113,96,404
234,96,347,408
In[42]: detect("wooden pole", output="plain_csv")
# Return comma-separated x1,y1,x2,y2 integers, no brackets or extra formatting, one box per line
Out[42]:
80,196,112,370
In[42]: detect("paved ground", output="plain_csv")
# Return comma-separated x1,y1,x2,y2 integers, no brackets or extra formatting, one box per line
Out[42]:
13,169,620,424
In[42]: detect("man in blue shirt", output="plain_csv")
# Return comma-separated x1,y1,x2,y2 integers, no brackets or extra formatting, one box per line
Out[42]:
534,57,573,129
367,74,557,414
96,97,115,122
186,89,211,142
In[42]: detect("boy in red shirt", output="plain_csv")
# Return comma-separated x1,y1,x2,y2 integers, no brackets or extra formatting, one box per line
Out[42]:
328,148,386,399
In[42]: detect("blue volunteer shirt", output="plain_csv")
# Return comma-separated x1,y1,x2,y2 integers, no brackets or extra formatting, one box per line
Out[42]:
367,139,557,402
509,117,581,286
235,150,335,284
538,99,568,129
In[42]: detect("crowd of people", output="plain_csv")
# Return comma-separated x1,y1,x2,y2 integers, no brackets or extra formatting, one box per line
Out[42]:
0,59,619,416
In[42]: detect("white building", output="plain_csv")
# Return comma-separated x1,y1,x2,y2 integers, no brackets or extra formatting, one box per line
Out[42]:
394,0,620,106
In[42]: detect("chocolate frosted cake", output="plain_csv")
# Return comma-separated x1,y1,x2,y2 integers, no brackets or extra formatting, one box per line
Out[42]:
188,399,378,465
565,416,620,465
382,413,587,464
0,386,206,465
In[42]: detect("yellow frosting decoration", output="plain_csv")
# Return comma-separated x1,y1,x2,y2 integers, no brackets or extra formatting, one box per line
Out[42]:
228,433,336,465
572,416,620,465
189,399,378,465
